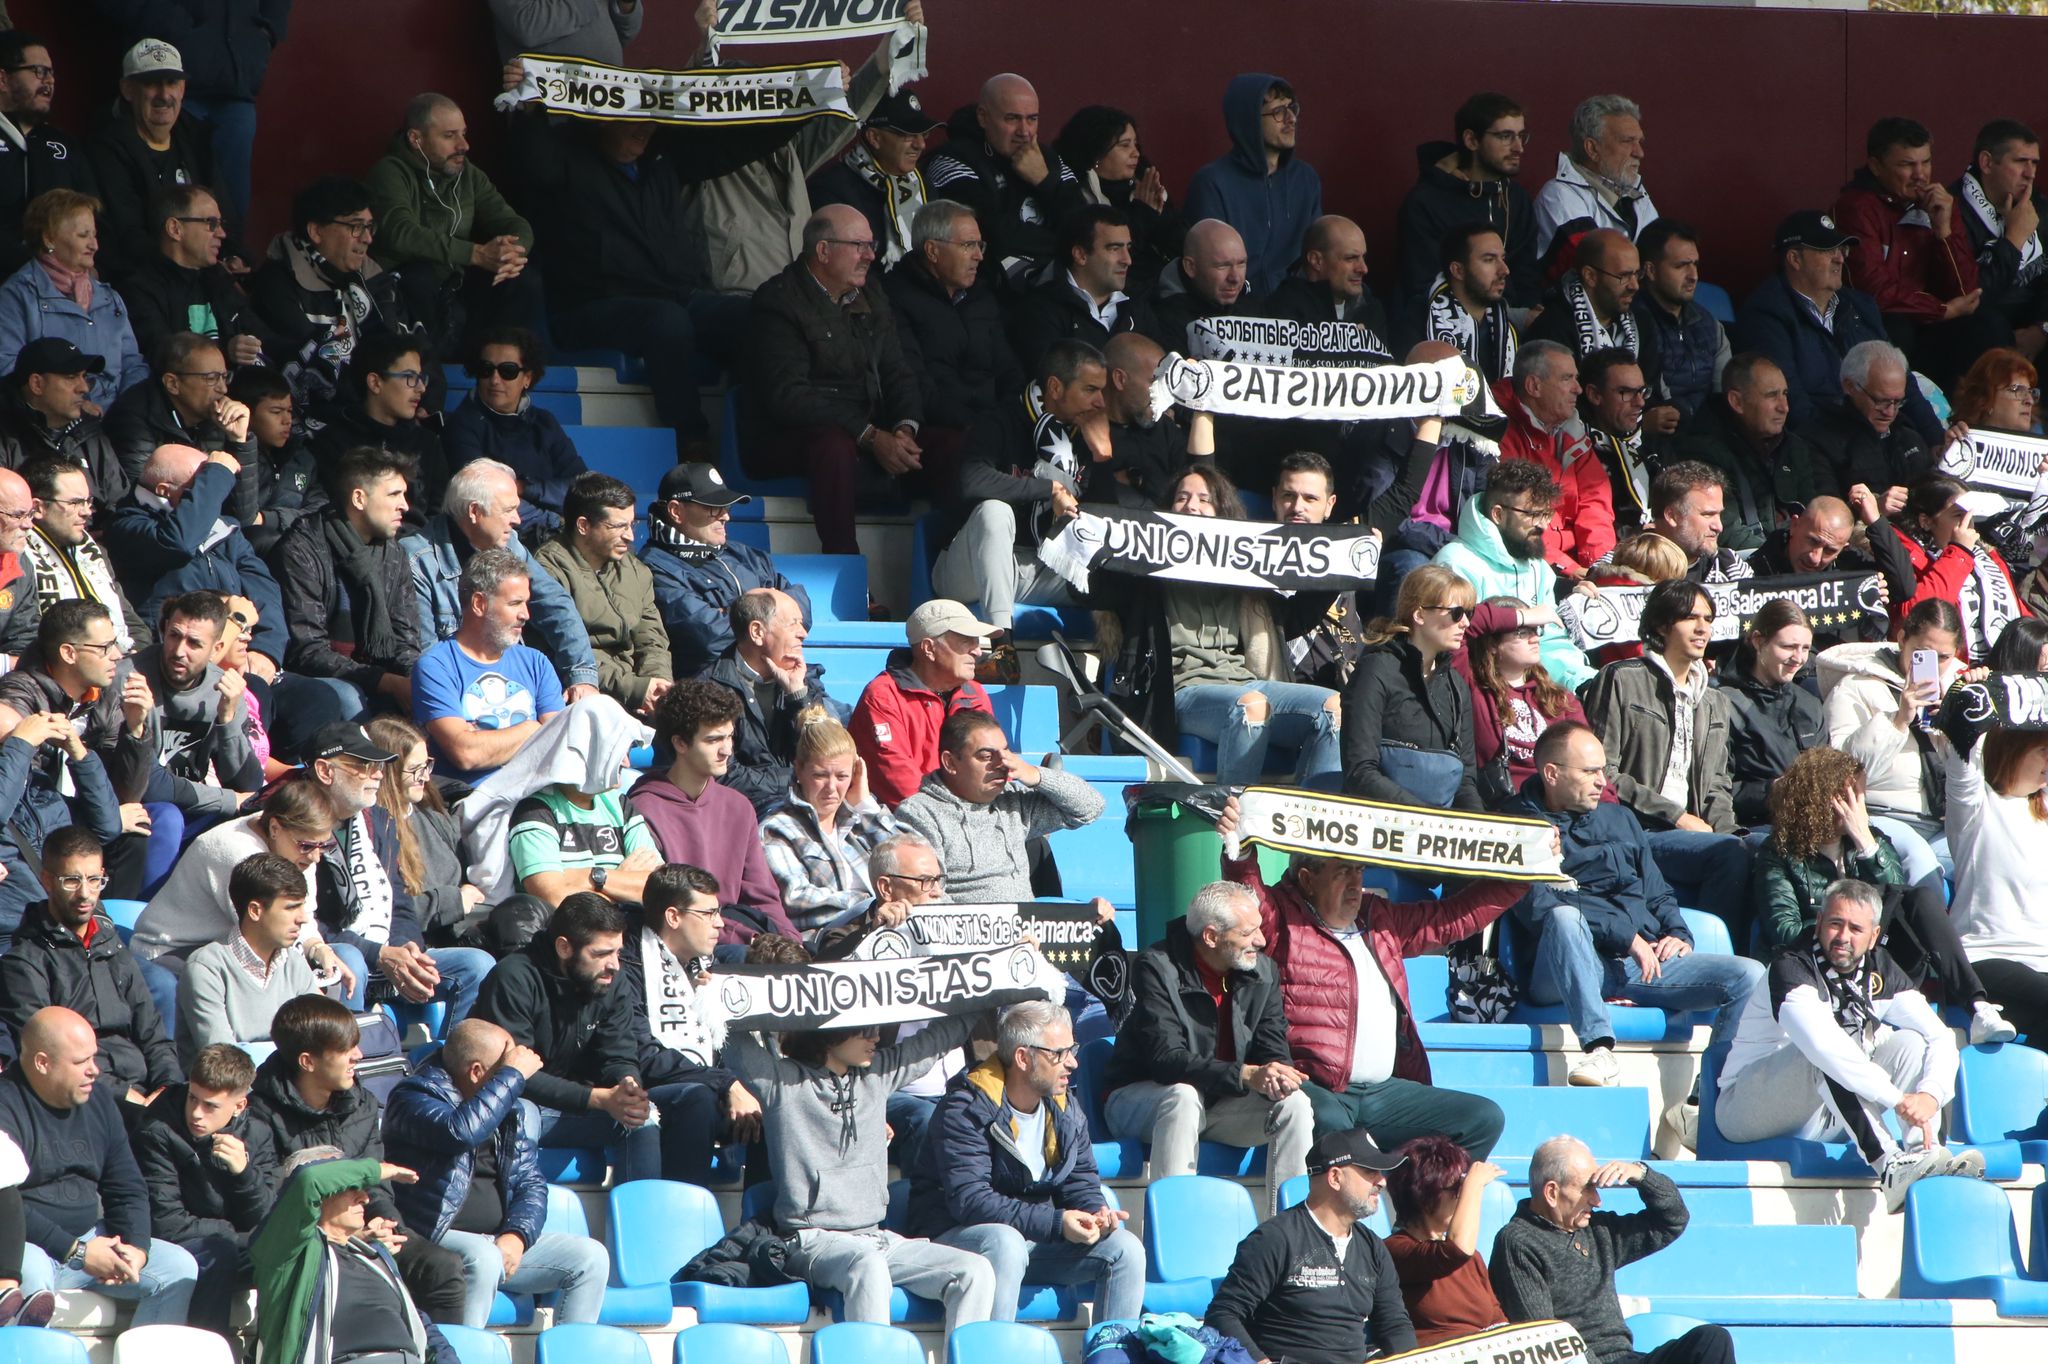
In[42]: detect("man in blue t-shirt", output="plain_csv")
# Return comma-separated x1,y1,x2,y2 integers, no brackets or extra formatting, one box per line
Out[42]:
413,547,566,783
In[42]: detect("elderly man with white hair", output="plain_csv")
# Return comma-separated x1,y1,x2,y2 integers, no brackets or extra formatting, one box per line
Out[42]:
1804,339,1933,516
1098,879,1313,1216
1534,94,1659,255
1492,1133,1731,1364
401,457,601,700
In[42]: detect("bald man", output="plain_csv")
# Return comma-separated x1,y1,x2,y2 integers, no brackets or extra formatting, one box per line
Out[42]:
1523,231,1663,401
1090,332,1191,507
1674,353,1835,551
0,1007,200,1323
1146,218,1255,356
0,465,42,656
1265,216,1392,362
922,72,1086,285
383,1018,611,1328
1184,72,1323,296
741,204,934,555
104,439,287,666
1754,493,1916,651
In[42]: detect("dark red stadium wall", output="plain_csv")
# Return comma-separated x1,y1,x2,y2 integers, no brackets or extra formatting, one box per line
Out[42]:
15,0,2048,301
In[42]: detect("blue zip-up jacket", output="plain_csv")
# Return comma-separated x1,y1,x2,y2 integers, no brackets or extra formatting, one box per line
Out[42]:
401,514,600,690
1182,73,1323,297
638,531,811,679
442,398,588,543
905,1054,1107,1241
1731,272,1942,443
0,260,149,413
1502,775,1690,958
382,1056,546,1246
103,462,286,663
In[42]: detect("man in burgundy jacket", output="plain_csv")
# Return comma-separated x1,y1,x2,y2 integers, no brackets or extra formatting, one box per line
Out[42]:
1215,794,1531,1158
1834,116,2006,389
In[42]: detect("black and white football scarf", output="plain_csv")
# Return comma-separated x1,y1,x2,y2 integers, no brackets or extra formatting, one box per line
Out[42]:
1024,383,1082,540
1962,170,2046,285
1811,941,1883,1046
1562,272,1640,357
1425,273,1516,381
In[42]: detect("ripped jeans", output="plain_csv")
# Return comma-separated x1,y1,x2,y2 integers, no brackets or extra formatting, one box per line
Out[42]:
1175,680,1341,787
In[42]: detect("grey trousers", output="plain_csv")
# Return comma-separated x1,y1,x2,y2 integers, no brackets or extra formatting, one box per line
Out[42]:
932,500,1074,631
1715,1027,1933,1167
784,1226,996,1330
1102,1081,1314,1216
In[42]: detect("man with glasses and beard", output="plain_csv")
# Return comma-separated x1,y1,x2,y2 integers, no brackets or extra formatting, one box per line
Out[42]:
0,32,92,275
1397,92,1541,314
1206,1129,1415,1364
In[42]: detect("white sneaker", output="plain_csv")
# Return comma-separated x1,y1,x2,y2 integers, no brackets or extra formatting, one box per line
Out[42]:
1971,1002,2019,1046
1663,1098,1699,1153
1937,1147,1988,1181
1569,1047,1621,1087
1879,1147,1948,1213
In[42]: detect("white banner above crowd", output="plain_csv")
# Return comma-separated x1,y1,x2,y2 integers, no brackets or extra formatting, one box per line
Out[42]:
853,902,1103,973
1555,570,1886,651
1379,1321,1588,1364
1939,427,2048,499
497,54,855,126
1150,353,1479,424
1187,315,1395,369
1229,786,1569,883
1036,506,1381,596
715,0,911,41
706,947,1054,1032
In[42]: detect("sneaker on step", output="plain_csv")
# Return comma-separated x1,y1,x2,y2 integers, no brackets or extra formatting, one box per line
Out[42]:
1663,1098,1699,1153
1879,1147,1949,1213
1937,1147,1988,1180
1568,1048,1621,1087
1970,1001,2019,1046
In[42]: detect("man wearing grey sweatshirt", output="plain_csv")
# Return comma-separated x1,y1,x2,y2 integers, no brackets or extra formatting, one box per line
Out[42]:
894,711,1105,903
134,591,263,829
725,1014,999,1329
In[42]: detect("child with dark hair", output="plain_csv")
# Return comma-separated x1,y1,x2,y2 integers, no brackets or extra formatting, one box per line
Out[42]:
1382,1135,1509,1347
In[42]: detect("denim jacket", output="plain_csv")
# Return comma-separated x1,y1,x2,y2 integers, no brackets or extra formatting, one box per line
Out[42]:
400,515,600,689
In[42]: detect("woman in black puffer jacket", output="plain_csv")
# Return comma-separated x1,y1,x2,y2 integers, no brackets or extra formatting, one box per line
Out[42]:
1341,562,1483,813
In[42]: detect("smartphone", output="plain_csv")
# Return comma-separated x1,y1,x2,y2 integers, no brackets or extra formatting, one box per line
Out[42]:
1909,648,1940,724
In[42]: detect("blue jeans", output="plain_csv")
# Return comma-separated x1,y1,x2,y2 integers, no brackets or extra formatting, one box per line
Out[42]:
1644,828,1753,949
1870,815,1952,888
1526,900,1764,1070
181,96,258,226
887,1089,938,1170
22,1226,199,1325
935,1222,1145,1323
554,293,752,443
441,1228,611,1328
526,1097,663,1186
425,946,493,1027
1175,680,1341,786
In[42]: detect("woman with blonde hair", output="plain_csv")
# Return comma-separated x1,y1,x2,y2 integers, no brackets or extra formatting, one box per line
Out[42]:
0,189,146,410
1586,531,1690,667
761,712,901,939
366,715,489,946
1341,562,1483,811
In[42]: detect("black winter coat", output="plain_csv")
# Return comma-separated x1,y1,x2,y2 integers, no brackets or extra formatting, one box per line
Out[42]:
1717,668,1825,827
268,509,422,692
132,1084,278,1246
1004,271,1154,380
0,901,182,1095
921,107,1086,284
245,433,325,558
94,0,292,101
472,939,642,1114
0,122,94,276
245,1050,400,1221
1340,637,1483,811
85,115,240,286
741,259,922,443
1801,402,1933,503
119,254,283,364
1101,918,1292,1102
304,399,449,533
0,390,129,512
104,377,260,493
1394,141,1543,311
703,646,834,817
880,256,1023,432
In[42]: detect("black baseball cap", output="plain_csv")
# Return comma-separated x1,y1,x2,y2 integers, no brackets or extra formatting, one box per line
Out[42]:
308,722,397,765
656,463,750,509
1773,211,1858,254
1306,1128,1406,1175
869,89,940,135
9,337,106,383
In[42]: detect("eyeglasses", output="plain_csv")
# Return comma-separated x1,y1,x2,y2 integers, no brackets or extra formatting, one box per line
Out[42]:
294,837,339,855
45,495,93,511
1261,101,1302,122
174,370,230,386
683,905,725,920
1851,382,1905,414
174,215,226,233
1607,385,1650,401
1485,128,1531,145
8,65,53,81
55,874,109,893
401,761,435,781
68,638,119,655
1425,604,1472,623
1507,626,1543,641
2003,383,2041,401
1588,266,1641,286
1500,502,1553,521
468,361,528,381
0,507,32,524
379,370,428,388
324,217,375,239
888,872,946,892
1027,1044,1080,1064
945,239,989,254
824,238,877,256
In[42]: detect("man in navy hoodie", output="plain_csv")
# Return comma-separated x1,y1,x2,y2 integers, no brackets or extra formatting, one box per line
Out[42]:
1184,73,1323,297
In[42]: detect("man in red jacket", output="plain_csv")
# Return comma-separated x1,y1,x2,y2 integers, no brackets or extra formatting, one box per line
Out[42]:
1494,342,1615,579
1214,795,1532,1158
1833,117,2003,389
849,599,996,807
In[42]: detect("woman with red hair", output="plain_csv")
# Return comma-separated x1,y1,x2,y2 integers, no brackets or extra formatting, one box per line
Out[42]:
1383,1135,1508,1346
1950,347,2039,432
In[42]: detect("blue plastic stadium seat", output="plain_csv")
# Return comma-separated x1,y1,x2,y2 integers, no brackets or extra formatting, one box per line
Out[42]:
779,554,908,647
435,1325,511,1364
1044,801,1137,910
536,1146,607,1185
0,1328,88,1363
532,1323,646,1364
1617,1222,1857,1299
1903,1175,2048,1314
1954,1042,2048,1166
443,362,581,394
810,1323,923,1364
564,424,676,507
613,1179,809,1326
806,646,896,696
948,1321,1064,1364
1012,604,1097,642
1142,1175,1258,1314
726,520,771,552
986,684,1061,754
101,897,146,944
717,388,811,501
386,1000,448,1044
1693,282,1736,325
1479,1085,1652,1163
1629,1314,1713,1351
908,512,939,611
1072,1038,1262,1180
675,1323,786,1364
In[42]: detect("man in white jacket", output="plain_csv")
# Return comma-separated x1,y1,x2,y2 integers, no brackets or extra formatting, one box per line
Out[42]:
1534,94,1659,257
1714,879,1982,1211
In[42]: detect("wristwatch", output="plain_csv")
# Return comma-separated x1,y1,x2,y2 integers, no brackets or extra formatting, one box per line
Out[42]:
590,865,610,893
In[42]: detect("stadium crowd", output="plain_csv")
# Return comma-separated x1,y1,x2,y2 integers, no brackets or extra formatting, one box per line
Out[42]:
0,1,2045,1361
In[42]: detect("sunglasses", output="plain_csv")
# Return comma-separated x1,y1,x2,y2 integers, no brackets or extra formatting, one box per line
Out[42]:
1425,604,1472,623
467,360,528,382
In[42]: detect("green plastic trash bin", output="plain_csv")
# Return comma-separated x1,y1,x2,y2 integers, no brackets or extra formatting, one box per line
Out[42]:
1124,783,1288,947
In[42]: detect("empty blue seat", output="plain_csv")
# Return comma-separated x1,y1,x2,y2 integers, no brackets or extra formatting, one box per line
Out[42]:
1954,1042,2048,1166
1629,1314,1713,1351
1142,1175,1258,1315
565,424,674,504
1694,281,1736,325
810,1323,923,1364
1480,1085,1652,1163
986,684,1061,753
435,1325,512,1364
1617,1222,1857,1298
536,1147,607,1185
807,646,896,696
780,554,908,647
0,1328,88,1363
532,1323,646,1364
717,388,810,502
101,897,146,944
1903,1174,2048,1314
947,1321,1063,1364
618,1180,809,1326
1044,807,1136,910
674,1323,785,1364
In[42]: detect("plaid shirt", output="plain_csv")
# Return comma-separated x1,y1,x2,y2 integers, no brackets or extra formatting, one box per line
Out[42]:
759,793,902,937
